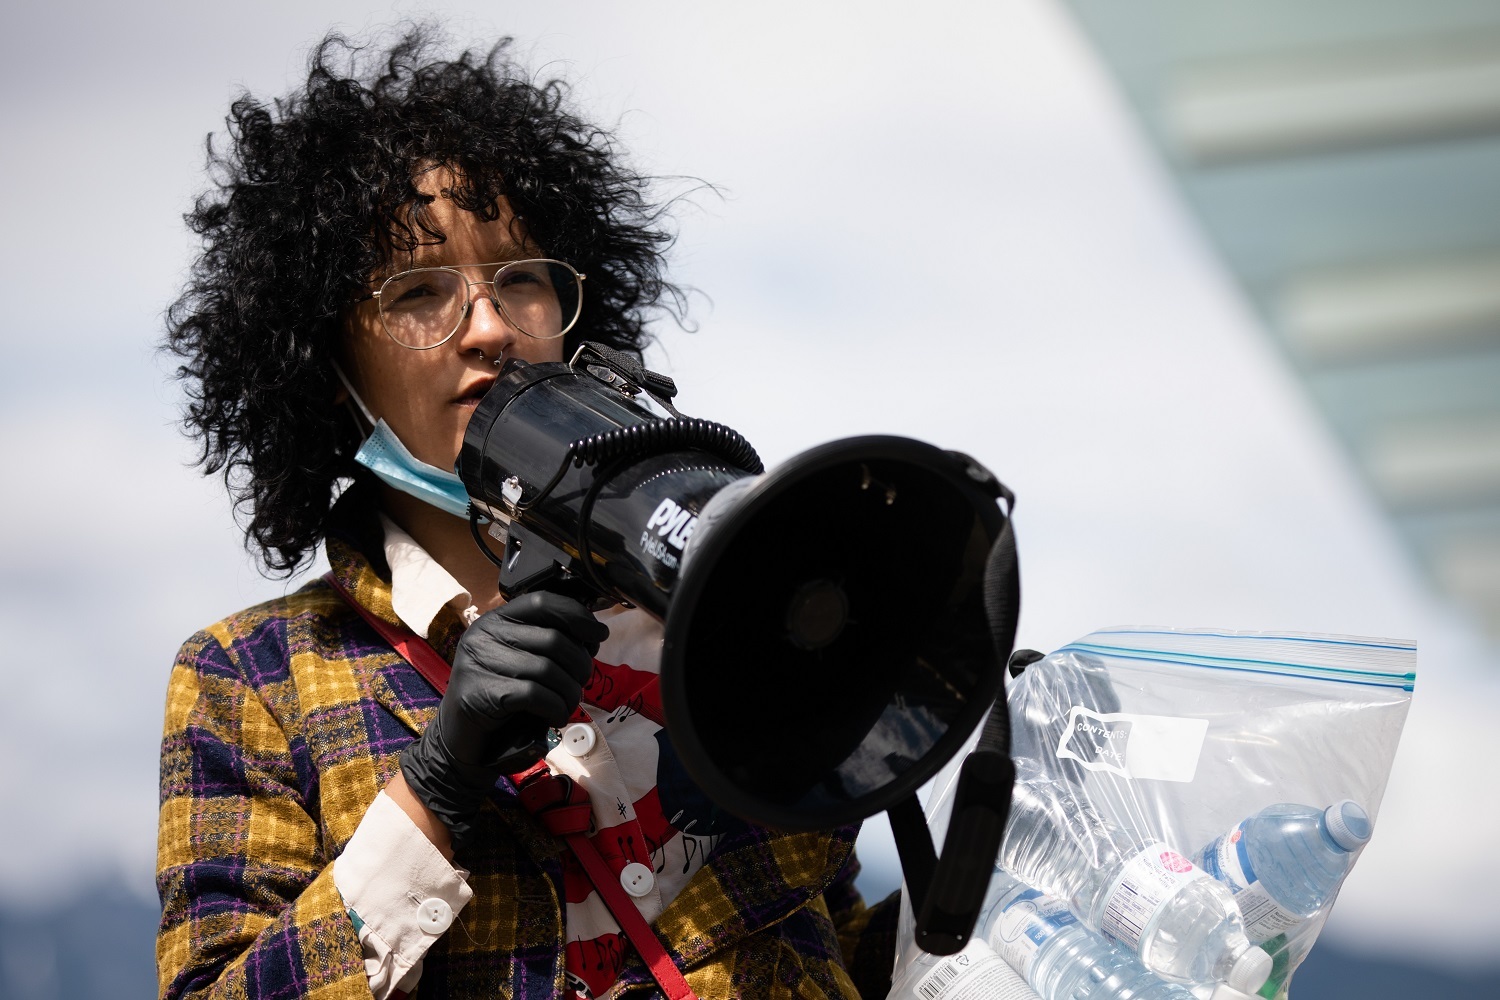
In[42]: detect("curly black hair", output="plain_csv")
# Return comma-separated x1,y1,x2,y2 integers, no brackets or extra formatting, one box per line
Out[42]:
166,28,686,575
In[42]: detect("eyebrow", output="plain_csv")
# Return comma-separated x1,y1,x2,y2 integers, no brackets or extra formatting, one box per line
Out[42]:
389,244,536,275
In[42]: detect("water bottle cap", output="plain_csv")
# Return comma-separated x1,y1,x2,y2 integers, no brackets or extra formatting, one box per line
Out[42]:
1324,800,1372,851
1209,985,1260,1000
1228,946,1273,992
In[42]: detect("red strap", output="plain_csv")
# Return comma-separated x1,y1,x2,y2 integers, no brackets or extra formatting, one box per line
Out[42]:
323,572,452,694
515,770,697,1000
321,572,699,1000
566,829,697,1000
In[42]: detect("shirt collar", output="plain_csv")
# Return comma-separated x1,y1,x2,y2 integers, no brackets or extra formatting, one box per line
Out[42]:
380,513,476,639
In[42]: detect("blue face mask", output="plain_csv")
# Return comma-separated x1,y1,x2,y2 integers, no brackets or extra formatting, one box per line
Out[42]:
355,420,471,519
334,363,472,520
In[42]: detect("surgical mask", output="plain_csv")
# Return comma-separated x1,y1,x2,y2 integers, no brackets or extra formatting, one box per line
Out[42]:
333,362,471,520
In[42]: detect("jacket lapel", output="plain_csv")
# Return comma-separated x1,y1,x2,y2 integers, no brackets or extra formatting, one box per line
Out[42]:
325,532,443,736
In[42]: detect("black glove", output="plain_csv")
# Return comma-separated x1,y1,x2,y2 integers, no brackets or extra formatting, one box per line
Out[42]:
399,591,608,847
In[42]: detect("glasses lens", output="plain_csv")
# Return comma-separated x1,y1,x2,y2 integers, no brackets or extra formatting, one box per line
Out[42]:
378,269,468,348
493,260,582,340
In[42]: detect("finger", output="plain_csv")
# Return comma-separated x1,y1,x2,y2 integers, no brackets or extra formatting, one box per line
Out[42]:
468,648,586,709
498,683,575,729
487,591,611,648
461,666,581,728
459,621,597,685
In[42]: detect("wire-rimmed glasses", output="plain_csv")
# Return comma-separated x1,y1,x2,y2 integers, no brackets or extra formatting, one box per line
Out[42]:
370,259,585,349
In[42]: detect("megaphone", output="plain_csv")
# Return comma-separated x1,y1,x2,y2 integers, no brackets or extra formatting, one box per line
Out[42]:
458,343,1019,954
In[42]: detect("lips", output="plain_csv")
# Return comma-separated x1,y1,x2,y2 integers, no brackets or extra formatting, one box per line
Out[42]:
454,377,496,405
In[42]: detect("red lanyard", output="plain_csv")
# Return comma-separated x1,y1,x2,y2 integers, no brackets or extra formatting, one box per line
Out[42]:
323,572,699,1000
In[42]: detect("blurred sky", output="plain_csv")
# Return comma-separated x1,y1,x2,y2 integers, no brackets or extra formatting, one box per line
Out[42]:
0,0,1495,974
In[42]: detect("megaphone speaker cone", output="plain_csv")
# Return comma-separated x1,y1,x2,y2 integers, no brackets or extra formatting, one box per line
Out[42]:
661,436,1007,832
784,578,850,650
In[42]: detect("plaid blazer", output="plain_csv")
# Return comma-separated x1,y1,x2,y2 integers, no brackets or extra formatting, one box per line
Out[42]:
157,493,898,1000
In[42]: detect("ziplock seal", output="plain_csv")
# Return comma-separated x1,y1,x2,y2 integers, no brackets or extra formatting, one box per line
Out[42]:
1059,630,1416,691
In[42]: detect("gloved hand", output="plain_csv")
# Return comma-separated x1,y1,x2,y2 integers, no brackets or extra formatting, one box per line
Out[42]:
399,591,608,847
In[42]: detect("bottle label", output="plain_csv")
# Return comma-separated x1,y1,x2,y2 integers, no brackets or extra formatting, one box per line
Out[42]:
1099,843,1210,951
1197,822,1257,890
988,889,1079,979
1197,825,1305,943
1233,884,1303,942
898,939,1041,1000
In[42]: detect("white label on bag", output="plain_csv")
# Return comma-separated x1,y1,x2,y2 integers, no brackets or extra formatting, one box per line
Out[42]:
988,889,1079,979
903,940,1040,1000
1099,843,1210,951
1197,825,1306,942
1055,707,1208,782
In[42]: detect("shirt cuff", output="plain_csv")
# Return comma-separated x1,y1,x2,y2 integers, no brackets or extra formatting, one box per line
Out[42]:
334,790,474,999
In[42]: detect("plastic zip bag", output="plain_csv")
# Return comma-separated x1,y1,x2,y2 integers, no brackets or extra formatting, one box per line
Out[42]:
888,939,1043,1000
893,627,1415,1000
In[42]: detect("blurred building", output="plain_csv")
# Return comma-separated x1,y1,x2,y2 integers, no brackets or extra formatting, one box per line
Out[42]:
1062,0,1500,636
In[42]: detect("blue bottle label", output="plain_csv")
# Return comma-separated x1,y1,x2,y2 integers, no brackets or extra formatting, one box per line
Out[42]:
1197,823,1304,943
988,888,1079,979
1197,822,1257,891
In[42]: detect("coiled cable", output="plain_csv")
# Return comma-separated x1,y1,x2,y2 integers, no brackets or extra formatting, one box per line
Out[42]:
517,418,763,513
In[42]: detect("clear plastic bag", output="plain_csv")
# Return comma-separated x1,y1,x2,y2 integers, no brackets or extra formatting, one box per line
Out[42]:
894,627,1415,1000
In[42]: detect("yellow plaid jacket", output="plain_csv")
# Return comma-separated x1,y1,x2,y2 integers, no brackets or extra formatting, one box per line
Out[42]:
156,494,898,999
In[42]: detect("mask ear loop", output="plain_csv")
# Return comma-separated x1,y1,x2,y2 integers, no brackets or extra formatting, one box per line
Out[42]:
331,360,379,437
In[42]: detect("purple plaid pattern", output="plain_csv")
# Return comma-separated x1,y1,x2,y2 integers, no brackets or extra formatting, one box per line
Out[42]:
157,498,897,999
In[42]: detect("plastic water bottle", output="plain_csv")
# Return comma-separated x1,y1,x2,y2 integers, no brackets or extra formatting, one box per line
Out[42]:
978,869,1197,1000
999,772,1271,992
1193,801,1371,944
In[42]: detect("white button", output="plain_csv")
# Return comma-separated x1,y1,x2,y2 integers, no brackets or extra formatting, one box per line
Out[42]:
416,897,454,934
620,862,655,897
561,722,597,757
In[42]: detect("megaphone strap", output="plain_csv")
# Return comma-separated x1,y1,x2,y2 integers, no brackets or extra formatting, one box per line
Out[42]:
571,340,680,407
322,572,702,1000
322,571,453,693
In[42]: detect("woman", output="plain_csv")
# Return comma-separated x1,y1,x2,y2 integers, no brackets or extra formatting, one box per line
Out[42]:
157,29,897,1000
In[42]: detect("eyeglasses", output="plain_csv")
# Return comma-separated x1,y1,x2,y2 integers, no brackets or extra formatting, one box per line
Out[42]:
368,259,585,350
